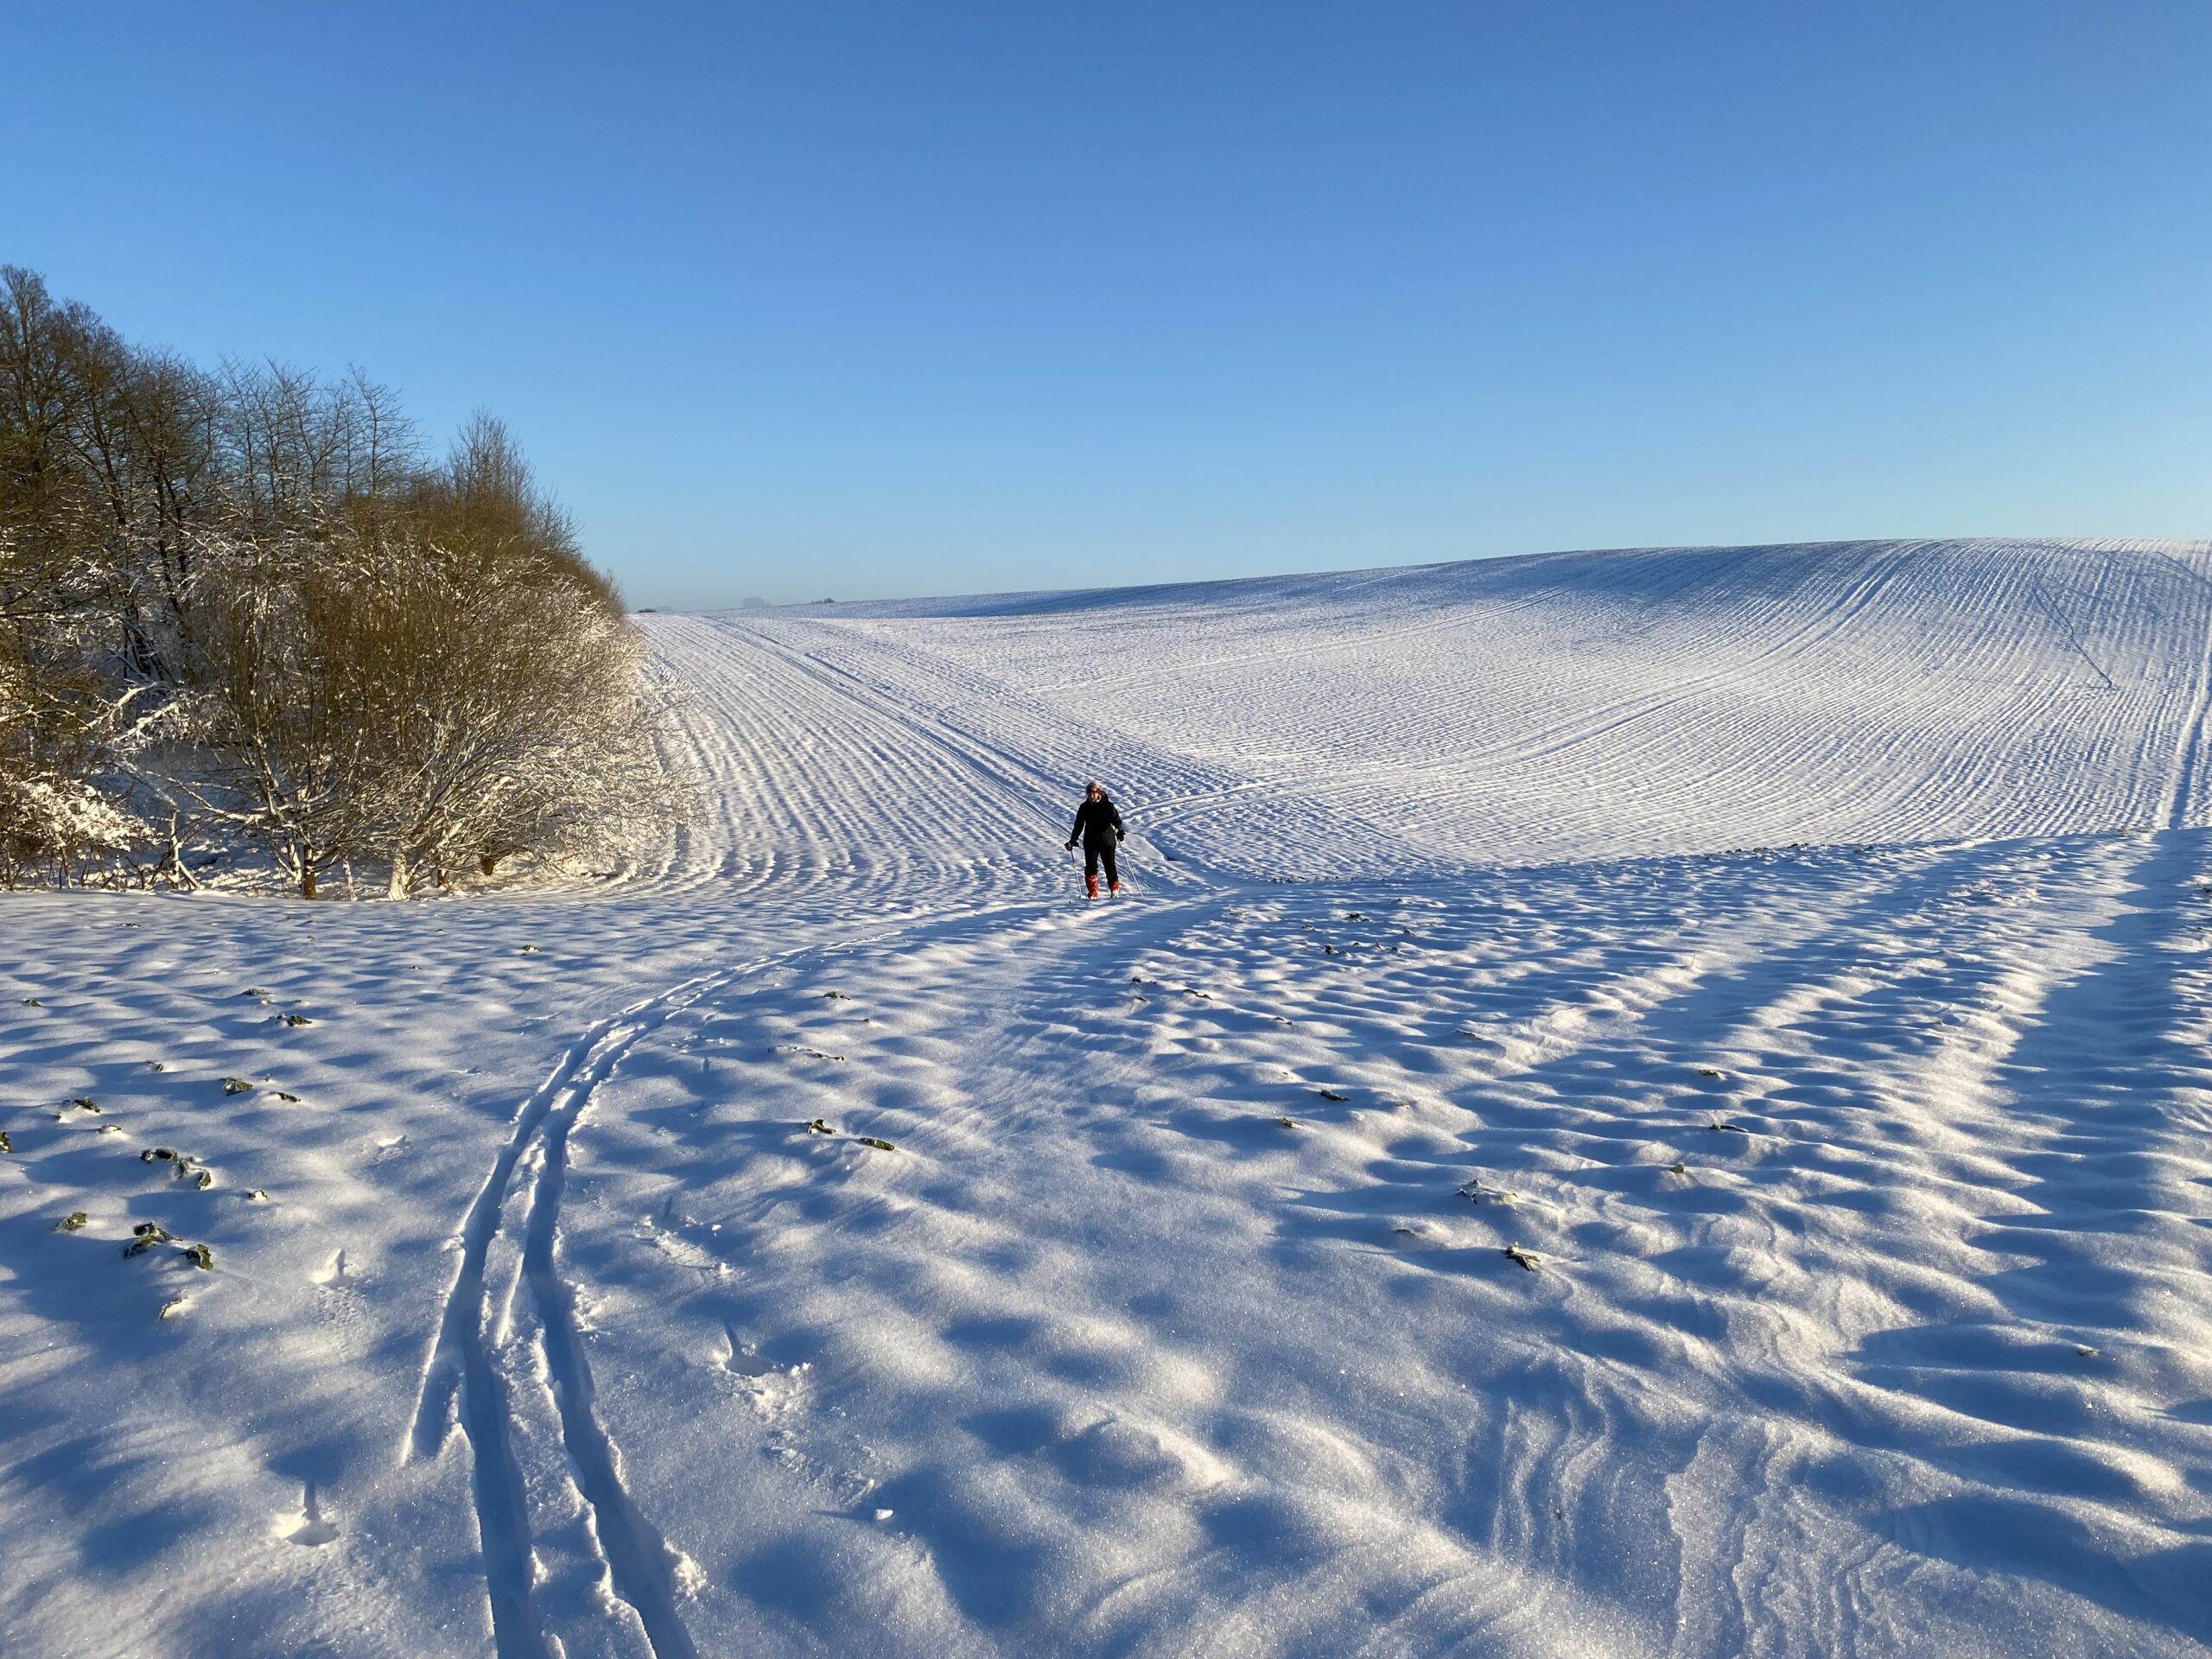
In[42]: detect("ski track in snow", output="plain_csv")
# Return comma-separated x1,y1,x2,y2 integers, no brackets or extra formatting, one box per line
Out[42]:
409,969,720,1659
408,903,1090,1659
3,538,2212,1658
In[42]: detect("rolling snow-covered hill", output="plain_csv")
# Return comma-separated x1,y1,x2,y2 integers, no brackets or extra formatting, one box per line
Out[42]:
2,539,2208,1659
652,537,2212,880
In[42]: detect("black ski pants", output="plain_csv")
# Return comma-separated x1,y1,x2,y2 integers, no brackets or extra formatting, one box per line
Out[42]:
1084,840,1119,887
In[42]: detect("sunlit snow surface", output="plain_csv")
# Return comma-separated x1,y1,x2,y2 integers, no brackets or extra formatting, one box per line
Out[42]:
3,539,2209,1658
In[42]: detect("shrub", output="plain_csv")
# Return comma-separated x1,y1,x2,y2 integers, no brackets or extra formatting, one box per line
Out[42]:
0,265,686,894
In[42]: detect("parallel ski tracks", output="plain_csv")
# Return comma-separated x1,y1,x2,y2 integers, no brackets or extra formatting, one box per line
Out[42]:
810,537,2212,868
410,963,745,1658
2152,550,2212,830
408,897,1124,1657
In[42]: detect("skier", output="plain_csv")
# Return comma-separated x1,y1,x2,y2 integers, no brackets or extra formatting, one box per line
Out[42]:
1065,780,1125,899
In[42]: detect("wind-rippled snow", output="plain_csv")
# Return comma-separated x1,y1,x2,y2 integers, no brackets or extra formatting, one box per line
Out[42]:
2,538,2208,1659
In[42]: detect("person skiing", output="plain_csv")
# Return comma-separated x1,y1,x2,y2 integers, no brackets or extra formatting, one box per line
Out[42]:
1065,780,1125,899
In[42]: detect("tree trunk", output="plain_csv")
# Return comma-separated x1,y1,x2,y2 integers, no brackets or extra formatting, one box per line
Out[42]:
301,866,317,899
480,853,499,877
163,813,200,893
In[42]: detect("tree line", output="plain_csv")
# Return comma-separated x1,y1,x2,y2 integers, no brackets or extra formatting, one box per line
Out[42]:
0,264,683,895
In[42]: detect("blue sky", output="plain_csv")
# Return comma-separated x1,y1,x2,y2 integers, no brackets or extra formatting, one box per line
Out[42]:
6,2,2208,606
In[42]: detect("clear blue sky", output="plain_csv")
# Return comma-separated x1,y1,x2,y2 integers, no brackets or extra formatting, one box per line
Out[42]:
6,2,2208,606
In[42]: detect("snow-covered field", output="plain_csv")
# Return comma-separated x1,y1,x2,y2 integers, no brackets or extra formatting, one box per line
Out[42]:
3,538,2210,1658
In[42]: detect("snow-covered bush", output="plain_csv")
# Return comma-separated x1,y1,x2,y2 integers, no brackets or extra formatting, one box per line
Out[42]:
0,719,141,884
170,518,683,896
0,547,142,885
0,263,686,897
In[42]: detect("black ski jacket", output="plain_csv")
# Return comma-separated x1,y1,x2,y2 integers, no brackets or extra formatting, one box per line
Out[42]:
1068,796,1124,849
